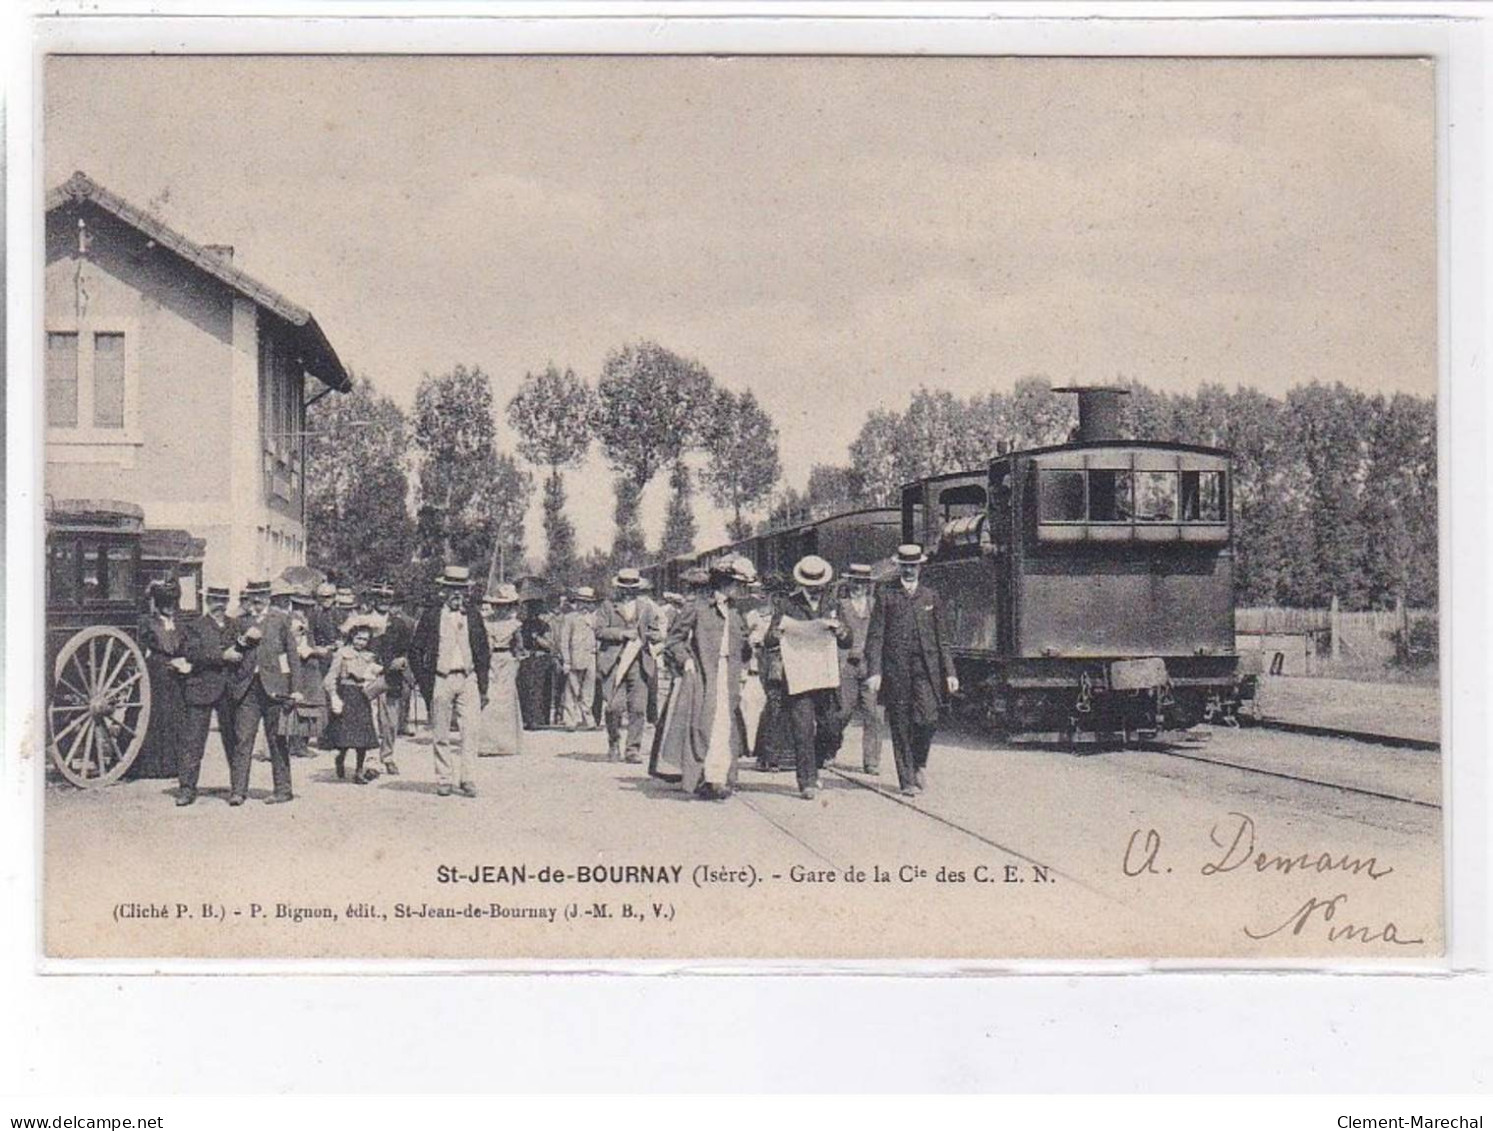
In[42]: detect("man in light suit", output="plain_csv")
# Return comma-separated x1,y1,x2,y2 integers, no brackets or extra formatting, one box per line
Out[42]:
559,586,600,731
407,565,492,798
229,578,303,805
594,568,664,763
865,544,959,797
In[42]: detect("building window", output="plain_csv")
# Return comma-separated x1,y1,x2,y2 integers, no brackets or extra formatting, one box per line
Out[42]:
45,323,140,446
93,332,126,428
46,332,79,428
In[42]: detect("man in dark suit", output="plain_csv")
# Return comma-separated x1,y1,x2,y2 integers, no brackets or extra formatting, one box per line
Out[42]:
176,585,240,806
593,568,664,763
764,555,853,799
407,565,491,797
866,544,959,797
229,578,303,805
371,581,411,772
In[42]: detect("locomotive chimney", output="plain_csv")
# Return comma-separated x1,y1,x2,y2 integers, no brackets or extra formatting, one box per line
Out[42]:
1054,386,1129,443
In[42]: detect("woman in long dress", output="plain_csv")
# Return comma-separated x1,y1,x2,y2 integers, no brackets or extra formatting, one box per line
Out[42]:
479,584,525,756
517,599,555,729
655,556,754,800
135,578,190,780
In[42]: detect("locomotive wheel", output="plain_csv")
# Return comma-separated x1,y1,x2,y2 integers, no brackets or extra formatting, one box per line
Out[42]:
48,626,152,788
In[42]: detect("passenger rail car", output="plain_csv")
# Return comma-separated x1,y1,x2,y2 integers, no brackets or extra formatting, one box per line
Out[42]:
905,387,1258,739
644,507,901,593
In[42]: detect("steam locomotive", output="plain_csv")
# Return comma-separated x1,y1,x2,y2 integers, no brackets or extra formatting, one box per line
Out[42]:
646,387,1258,739
905,387,1259,739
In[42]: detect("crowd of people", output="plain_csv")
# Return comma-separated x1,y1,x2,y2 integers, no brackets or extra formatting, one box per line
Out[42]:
136,542,958,808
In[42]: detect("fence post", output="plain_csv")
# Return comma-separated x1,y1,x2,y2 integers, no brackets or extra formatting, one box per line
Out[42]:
1330,594,1341,661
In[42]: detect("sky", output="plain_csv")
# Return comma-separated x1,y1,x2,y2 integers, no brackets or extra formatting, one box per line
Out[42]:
44,55,1436,556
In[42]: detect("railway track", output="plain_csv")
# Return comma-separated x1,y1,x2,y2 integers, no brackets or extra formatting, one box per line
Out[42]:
1246,716,1440,754
899,718,1442,812
1141,742,1441,810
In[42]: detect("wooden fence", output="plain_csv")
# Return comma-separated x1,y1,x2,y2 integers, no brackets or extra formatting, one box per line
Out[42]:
1236,602,1437,674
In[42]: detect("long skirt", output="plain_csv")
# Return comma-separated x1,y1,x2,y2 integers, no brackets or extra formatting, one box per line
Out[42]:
648,666,688,782
517,656,553,729
668,657,739,796
754,680,791,770
480,654,523,756
324,684,379,750
129,659,186,779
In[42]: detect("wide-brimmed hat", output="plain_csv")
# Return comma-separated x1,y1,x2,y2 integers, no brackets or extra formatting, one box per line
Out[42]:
270,579,297,599
483,582,520,606
894,543,928,566
846,562,874,582
436,564,473,589
571,586,598,602
340,613,380,638
148,576,182,599
710,554,756,585
613,568,644,590
242,579,271,597
315,582,337,599
792,554,835,589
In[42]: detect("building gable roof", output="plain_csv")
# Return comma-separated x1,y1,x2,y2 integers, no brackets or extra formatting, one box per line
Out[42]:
47,171,351,391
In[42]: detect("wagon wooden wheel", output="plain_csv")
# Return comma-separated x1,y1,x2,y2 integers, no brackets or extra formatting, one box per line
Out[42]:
48,626,152,787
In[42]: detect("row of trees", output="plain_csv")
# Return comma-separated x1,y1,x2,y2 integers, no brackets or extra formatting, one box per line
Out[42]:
307,359,1436,611
304,341,784,593
777,378,1437,611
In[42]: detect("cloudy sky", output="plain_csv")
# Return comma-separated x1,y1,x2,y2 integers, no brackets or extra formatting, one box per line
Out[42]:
45,55,1436,554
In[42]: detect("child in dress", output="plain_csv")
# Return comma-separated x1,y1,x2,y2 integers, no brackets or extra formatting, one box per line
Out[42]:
323,619,385,784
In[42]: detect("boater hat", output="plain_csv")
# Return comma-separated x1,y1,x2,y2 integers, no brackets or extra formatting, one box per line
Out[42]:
894,544,928,566
436,564,473,588
681,566,710,588
334,587,356,608
242,579,271,597
847,562,875,582
270,578,297,599
571,586,598,603
486,582,520,605
792,555,835,589
205,585,231,604
663,591,686,606
613,568,644,590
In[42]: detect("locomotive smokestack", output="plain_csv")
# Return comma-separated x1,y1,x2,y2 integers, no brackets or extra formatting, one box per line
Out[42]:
1054,386,1129,443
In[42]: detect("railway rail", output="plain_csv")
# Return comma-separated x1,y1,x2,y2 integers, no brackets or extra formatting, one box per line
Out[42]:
827,720,1441,815
1246,716,1440,754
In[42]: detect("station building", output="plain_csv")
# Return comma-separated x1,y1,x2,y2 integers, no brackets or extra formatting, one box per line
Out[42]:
44,171,351,595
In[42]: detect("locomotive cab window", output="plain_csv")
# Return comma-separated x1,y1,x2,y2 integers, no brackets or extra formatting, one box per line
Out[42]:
1181,469,1226,522
1087,469,1134,523
1037,469,1086,523
1134,471,1178,522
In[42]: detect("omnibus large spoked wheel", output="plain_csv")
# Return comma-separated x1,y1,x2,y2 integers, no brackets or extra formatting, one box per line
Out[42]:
48,626,152,787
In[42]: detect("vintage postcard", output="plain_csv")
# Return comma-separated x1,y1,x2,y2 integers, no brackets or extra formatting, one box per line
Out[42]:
37,53,1443,962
